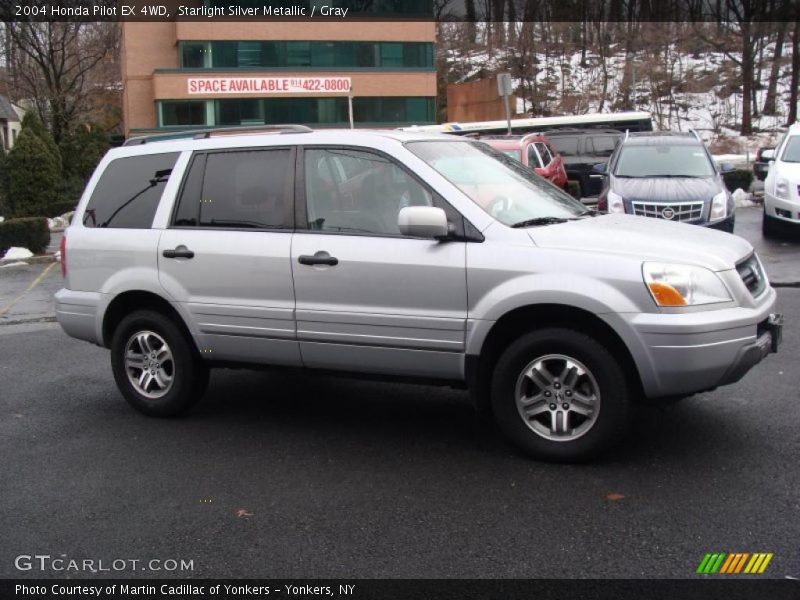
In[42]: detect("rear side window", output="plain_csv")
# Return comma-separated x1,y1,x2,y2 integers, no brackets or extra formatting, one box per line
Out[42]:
549,136,578,156
173,149,293,229
82,153,179,228
587,136,619,158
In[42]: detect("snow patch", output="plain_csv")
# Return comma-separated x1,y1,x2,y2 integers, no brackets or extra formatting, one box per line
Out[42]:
2,247,34,260
732,188,757,207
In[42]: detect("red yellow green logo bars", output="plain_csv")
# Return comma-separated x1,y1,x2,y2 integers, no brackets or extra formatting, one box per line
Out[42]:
696,552,773,574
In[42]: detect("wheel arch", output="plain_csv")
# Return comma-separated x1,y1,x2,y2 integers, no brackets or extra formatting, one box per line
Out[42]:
101,290,197,352
467,303,643,413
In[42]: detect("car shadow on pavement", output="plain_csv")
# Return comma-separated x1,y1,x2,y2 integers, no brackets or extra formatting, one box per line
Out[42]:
184,367,749,467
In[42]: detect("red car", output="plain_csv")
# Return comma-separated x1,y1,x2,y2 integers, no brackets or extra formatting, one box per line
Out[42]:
480,134,569,189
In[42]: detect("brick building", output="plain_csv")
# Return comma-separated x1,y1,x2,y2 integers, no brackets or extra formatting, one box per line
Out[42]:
121,20,437,135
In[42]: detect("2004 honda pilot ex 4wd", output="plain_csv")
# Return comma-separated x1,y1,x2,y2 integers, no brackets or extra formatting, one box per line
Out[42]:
56,127,783,462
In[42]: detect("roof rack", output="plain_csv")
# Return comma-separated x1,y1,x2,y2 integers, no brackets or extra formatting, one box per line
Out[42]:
123,124,313,146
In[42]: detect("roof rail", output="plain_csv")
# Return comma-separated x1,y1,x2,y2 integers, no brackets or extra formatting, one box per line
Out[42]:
624,129,629,141
123,124,313,146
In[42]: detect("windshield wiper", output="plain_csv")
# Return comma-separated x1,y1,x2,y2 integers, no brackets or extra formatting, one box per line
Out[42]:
510,217,571,228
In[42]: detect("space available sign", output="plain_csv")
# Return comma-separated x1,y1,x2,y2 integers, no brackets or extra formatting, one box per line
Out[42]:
187,77,352,95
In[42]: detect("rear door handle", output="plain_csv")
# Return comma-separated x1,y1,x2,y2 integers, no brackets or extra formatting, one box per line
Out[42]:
298,251,338,266
163,246,194,259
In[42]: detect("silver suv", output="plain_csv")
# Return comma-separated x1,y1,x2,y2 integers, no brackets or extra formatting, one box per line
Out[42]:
56,126,783,461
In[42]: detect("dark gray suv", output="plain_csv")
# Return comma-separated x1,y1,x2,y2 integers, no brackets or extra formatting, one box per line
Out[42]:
596,132,736,232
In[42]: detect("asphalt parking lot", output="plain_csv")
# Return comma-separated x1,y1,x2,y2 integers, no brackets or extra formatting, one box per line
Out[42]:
0,208,798,580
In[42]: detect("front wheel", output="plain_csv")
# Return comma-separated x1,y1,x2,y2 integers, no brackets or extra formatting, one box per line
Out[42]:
762,209,779,238
110,309,209,417
490,328,630,462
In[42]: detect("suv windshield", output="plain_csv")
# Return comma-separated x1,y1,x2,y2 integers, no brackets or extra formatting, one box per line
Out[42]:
614,144,715,178
780,136,800,162
407,140,587,226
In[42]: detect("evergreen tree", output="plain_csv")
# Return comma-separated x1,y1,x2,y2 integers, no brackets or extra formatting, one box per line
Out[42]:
6,128,61,217
21,112,62,175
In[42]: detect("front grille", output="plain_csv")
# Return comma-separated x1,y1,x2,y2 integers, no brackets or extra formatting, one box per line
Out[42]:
737,254,767,298
631,201,704,222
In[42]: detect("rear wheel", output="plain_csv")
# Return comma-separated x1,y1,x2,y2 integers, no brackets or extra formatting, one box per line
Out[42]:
490,328,630,462
110,309,209,417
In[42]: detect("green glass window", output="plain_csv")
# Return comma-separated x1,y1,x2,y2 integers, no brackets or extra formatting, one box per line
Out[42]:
157,97,434,128
380,43,403,68
179,41,433,69
181,42,207,69
286,42,311,67
161,101,206,127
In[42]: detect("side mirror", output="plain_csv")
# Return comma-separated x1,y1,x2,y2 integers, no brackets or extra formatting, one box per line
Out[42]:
761,149,775,160
592,162,607,174
719,162,736,173
398,206,449,239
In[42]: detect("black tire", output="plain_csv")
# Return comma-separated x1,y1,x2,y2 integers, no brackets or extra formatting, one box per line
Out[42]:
110,309,209,417
762,210,779,238
490,328,630,462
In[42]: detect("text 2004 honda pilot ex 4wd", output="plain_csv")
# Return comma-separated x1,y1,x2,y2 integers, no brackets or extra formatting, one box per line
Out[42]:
56,126,783,462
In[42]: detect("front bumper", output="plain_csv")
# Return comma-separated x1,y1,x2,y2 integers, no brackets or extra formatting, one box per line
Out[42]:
717,313,782,387
616,287,781,398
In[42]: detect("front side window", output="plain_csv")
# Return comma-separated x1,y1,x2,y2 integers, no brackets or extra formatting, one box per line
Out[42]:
614,144,715,178
83,153,179,228
526,144,543,169
535,142,553,166
408,141,586,226
173,149,292,229
304,148,434,236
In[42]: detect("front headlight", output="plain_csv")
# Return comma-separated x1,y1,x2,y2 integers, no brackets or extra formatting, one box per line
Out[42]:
775,177,789,199
710,191,728,220
642,262,732,307
607,190,625,213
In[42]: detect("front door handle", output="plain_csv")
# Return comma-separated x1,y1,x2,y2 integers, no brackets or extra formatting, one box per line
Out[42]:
163,246,195,259
298,251,338,266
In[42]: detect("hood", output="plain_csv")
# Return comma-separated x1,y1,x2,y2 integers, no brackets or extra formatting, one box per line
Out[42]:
775,162,800,180
612,176,721,203
527,214,752,271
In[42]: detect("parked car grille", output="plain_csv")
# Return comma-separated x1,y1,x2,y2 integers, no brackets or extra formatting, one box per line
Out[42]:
736,254,767,298
631,201,704,222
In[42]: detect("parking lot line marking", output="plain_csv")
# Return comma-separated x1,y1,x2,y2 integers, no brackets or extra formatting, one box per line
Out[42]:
0,262,57,317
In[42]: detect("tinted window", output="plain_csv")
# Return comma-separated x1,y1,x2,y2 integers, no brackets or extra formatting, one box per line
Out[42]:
83,153,179,229
587,136,619,157
535,142,553,166
549,136,578,156
305,148,434,236
526,144,542,168
173,150,292,229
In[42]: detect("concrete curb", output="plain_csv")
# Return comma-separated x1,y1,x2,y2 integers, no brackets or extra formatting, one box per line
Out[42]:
0,316,57,326
0,254,58,266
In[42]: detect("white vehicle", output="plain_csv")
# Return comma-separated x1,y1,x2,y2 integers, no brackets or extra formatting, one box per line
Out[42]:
763,123,800,237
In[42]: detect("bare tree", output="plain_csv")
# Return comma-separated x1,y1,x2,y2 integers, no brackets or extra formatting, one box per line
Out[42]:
3,22,119,144
789,17,800,125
